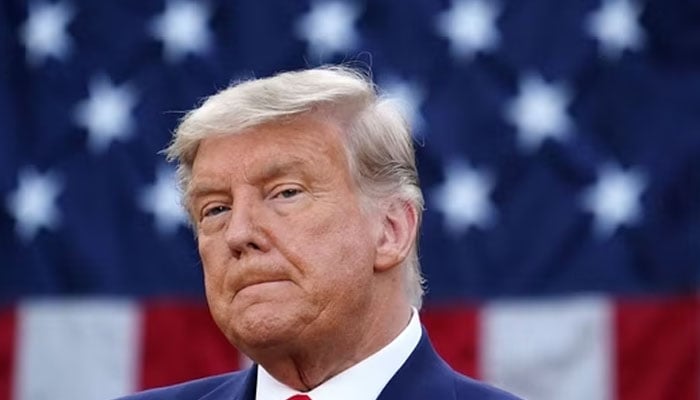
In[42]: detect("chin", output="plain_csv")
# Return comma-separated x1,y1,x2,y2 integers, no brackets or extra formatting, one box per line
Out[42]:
223,302,305,351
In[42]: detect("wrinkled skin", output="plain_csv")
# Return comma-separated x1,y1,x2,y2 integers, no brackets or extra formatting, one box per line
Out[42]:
189,114,415,390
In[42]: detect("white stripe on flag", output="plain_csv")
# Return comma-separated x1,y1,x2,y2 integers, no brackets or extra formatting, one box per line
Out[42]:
481,296,613,400
14,299,139,400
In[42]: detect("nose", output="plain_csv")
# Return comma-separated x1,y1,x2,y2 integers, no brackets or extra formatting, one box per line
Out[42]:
223,194,270,259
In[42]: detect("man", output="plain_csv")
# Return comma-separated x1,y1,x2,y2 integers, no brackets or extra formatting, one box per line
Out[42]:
119,66,520,400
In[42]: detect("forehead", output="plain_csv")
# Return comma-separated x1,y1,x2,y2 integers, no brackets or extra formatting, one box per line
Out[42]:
190,115,350,182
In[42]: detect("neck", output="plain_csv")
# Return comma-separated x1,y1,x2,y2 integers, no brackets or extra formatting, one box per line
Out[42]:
251,300,412,391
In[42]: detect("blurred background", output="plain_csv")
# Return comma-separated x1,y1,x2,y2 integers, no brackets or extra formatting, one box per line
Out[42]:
1,0,699,399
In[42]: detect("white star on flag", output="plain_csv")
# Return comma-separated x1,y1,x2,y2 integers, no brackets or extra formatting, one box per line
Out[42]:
139,167,187,235
381,76,427,136
435,0,501,60
295,0,361,60
150,0,212,62
20,1,74,65
432,160,497,234
74,75,138,154
6,168,62,242
586,0,645,59
505,74,572,152
581,164,646,238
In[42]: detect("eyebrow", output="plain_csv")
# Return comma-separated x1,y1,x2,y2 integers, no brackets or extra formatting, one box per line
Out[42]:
253,159,308,183
188,159,310,200
186,181,223,201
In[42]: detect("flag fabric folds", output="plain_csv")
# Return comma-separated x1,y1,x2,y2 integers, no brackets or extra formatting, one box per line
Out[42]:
1,0,699,399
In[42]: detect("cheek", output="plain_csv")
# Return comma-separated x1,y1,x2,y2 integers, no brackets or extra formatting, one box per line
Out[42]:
198,237,229,303
288,207,376,284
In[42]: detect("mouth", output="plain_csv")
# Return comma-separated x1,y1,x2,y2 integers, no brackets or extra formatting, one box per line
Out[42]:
234,279,292,296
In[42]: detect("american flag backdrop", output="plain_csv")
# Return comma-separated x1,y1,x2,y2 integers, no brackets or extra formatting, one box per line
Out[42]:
1,0,699,399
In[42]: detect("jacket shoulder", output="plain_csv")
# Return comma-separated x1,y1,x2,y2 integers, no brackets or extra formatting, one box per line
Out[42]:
380,327,522,400
115,370,249,400
453,374,522,400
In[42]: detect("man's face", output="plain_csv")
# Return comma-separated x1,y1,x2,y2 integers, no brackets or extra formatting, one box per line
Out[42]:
189,115,380,354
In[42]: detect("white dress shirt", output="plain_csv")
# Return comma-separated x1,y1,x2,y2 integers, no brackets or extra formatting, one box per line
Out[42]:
255,308,422,400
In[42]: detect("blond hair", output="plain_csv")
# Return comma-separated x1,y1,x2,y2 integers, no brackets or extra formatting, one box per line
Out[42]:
165,66,426,308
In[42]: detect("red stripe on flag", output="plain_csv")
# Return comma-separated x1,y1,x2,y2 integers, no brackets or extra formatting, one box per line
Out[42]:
139,301,240,390
0,308,15,400
421,305,479,378
616,295,699,400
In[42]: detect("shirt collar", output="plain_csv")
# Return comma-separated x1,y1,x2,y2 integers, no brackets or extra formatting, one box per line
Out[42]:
255,307,422,400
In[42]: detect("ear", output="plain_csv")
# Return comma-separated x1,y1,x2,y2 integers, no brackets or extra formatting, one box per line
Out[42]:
374,200,418,272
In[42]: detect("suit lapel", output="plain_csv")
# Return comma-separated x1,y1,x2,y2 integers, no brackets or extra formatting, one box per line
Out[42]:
199,367,257,400
377,328,456,400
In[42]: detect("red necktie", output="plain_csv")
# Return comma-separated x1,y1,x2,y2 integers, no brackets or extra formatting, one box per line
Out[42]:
286,395,311,400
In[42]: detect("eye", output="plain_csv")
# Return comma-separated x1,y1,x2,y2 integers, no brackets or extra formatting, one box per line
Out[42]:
274,188,302,199
202,205,229,218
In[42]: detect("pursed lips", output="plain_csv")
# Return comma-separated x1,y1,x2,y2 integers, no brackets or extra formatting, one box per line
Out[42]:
232,275,292,296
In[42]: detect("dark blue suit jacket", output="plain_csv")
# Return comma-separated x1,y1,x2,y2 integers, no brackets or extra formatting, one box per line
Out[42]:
117,329,521,399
